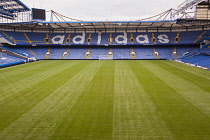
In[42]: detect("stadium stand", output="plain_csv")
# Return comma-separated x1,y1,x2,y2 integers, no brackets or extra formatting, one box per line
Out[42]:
112,47,132,59
200,46,210,54
88,47,109,59
180,53,210,68
6,45,198,60
32,47,48,59
1,30,206,63
64,47,88,59
0,30,208,68
175,44,210,68
134,47,158,59
0,31,205,46
49,47,66,59
0,52,25,67
154,46,174,59
0,0,209,70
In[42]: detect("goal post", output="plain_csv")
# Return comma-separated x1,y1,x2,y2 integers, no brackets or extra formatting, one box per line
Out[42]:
99,55,113,60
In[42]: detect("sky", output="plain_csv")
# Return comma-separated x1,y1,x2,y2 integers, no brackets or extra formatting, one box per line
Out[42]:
21,0,184,21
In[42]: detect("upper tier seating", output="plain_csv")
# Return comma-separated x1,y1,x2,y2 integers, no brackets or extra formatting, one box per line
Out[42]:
0,31,204,46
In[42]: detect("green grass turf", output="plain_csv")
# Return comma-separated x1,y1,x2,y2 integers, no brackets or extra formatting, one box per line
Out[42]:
0,60,210,140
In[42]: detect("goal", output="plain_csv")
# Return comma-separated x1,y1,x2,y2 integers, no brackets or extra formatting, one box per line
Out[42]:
99,55,113,60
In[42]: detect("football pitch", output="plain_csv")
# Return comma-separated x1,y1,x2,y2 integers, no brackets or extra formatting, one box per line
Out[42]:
0,60,210,140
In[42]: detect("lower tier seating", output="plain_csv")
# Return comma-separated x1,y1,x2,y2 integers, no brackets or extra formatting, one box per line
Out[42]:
8,45,198,60
0,53,25,67
2,45,210,69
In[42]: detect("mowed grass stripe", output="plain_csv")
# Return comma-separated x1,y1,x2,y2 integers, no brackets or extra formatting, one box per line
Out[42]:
113,60,173,140
161,60,210,80
154,61,210,92
147,61,210,117
0,61,67,86
0,60,59,80
0,60,210,140
0,61,83,102
0,61,59,94
131,60,210,139
0,61,79,96
0,60,92,132
49,60,115,140
0,61,103,140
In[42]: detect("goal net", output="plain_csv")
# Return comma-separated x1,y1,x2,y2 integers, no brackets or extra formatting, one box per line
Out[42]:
99,55,113,60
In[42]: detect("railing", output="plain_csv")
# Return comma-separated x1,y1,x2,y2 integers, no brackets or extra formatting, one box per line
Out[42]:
172,0,207,17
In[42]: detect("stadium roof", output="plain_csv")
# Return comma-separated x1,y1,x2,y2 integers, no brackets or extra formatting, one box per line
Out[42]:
0,0,30,12
172,0,208,17
1,19,210,30
0,0,210,31
0,0,30,19
41,21,187,29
